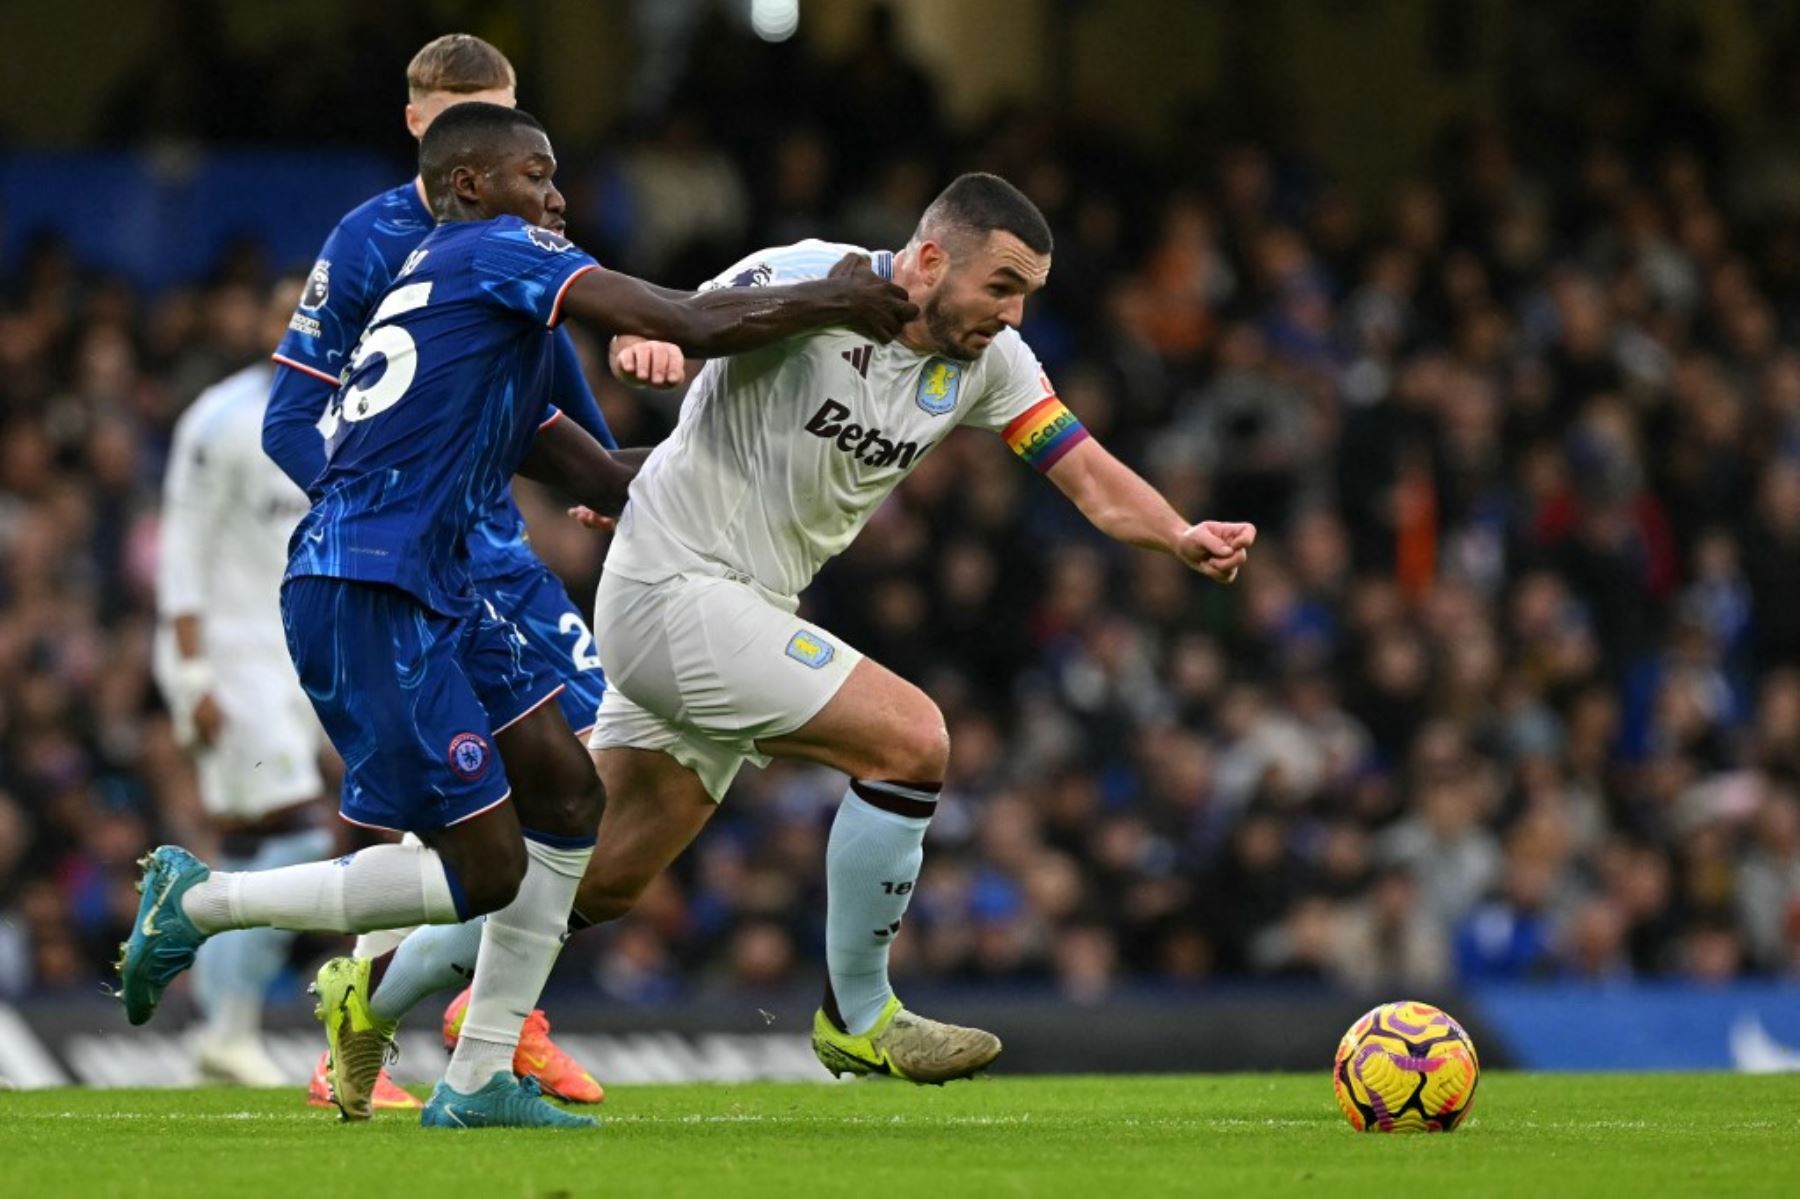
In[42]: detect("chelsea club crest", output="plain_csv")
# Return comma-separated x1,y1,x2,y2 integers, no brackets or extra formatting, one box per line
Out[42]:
916,357,962,416
447,732,491,781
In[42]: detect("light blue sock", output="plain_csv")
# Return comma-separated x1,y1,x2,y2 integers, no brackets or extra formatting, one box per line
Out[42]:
825,784,937,1035
193,827,333,1039
369,916,487,1025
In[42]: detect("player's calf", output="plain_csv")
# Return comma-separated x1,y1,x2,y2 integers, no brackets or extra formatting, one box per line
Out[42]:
572,746,721,927
440,702,598,1099
760,660,953,1039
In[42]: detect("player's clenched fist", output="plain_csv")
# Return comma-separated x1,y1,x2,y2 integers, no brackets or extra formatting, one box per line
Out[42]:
827,253,918,342
1177,520,1256,583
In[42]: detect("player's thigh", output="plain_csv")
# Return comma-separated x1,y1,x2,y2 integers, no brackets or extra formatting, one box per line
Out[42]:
492,693,600,839
579,747,718,912
463,594,574,741
757,655,948,781
596,569,863,744
461,606,598,837
483,561,607,738
587,658,755,803
281,577,513,836
201,650,327,818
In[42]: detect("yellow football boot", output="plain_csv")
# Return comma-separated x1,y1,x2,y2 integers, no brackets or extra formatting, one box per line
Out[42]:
811,995,1001,1084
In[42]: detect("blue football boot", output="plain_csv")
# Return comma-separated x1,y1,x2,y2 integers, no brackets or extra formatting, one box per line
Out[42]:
116,846,212,1025
421,1072,600,1130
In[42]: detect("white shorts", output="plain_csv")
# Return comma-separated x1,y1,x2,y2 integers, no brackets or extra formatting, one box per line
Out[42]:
586,567,862,801
155,636,327,820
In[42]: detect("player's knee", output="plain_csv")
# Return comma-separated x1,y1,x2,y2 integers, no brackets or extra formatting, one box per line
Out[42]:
543,769,603,836
882,705,950,782
518,743,603,837
458,843,527,916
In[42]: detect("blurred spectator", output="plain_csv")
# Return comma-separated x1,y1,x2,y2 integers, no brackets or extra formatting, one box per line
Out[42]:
1329,868,1451,993
11,13,1800,1005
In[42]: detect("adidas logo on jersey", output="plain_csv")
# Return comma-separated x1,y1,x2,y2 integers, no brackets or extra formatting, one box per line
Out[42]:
841,344,873,377
804,399,934,470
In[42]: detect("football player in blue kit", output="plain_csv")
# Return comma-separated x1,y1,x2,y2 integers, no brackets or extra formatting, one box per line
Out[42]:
117,101,918,1131
262,33,615,1112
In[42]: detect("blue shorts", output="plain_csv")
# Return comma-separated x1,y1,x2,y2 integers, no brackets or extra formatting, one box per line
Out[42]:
477,558,607,736
281,577,569,834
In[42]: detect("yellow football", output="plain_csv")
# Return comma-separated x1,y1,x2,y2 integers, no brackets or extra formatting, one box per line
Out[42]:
1333,1000,1480,1132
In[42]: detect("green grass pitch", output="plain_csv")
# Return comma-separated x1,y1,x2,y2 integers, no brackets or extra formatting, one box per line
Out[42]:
10,1074,1799,1198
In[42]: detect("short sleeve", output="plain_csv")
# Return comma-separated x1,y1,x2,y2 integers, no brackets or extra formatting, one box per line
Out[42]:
961,331,1090,472
273,230,374,387
699,240,892,291
474,219,601,328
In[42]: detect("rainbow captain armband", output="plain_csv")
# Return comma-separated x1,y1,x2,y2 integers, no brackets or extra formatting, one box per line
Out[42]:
1002,396,1090,472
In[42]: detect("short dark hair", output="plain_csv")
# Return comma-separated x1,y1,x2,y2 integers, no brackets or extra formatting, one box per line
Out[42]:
418,102,546,215
407,34,516,101
912,172,1053,257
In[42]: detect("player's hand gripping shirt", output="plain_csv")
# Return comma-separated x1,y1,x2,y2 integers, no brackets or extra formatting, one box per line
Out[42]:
267,182,616,580
605,239,1087,599
285,216,600,616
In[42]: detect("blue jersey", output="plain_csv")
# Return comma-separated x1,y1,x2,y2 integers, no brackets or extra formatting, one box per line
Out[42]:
267,182,616,581
286,216,601,616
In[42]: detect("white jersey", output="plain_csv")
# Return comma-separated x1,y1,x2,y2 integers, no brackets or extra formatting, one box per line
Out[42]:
155,362,312,650
606,240,1082,599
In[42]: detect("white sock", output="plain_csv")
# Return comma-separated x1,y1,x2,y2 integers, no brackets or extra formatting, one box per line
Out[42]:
355,834,426,958
179,843,463,935
369,917,486,1025
192,829,332,1039
826,783,936,1035
442,835,591,1094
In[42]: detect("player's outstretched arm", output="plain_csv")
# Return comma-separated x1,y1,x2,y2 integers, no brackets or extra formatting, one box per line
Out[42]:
1045,438,1256,584
520,413,639,517
560,255,916,357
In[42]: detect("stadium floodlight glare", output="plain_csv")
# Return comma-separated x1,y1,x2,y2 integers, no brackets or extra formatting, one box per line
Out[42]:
751,0,799,43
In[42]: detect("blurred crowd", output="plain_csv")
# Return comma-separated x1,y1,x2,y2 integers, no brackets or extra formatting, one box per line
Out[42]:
6,10,1800,1008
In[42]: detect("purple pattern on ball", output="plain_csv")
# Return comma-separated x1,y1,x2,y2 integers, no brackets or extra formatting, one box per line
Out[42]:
1352,1044,1395,1130
1381,1010,1433,1036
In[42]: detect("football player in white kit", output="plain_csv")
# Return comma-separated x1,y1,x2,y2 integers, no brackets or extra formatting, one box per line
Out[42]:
154,278,334,1085
579,174,1255,1081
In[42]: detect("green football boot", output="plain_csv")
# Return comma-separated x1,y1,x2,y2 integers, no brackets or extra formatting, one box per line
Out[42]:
812,995,1002,1084
310,956,398,1121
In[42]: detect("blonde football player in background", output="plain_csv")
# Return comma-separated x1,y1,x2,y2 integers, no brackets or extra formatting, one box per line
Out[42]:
154,277,334,1086
579,173,1254,1081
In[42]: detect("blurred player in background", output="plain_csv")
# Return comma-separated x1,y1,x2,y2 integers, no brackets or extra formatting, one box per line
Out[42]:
581,173,1255,1082
154,277,333,1087
261,34,613,1111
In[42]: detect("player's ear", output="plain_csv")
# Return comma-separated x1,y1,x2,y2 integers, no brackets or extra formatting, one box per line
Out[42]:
450,163,484,209
919,240,951,287
404,103,426,140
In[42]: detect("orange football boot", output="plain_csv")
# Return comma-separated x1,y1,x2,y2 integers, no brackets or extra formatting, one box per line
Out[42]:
306,1049,422,1112
441,988,605,1104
